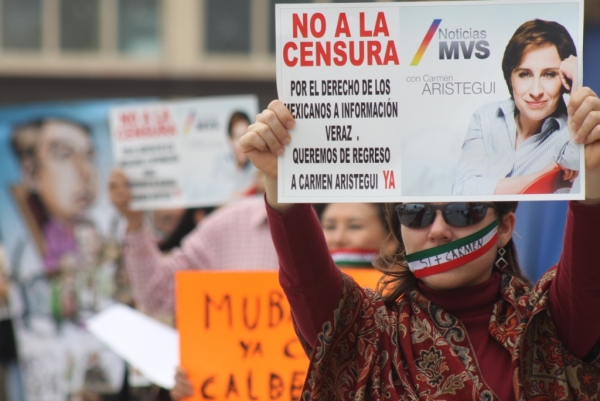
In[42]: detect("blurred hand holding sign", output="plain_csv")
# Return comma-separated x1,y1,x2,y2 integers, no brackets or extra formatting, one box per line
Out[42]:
275,0,584,202
176,270,381,401
110,96,259,210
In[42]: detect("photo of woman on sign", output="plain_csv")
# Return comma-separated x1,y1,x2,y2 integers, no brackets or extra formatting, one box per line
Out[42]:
452,19,580,195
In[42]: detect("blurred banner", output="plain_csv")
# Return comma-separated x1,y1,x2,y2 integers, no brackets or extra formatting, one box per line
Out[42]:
176,269,381,401
110,95,259,210
0,100,145,401
87,304,178,390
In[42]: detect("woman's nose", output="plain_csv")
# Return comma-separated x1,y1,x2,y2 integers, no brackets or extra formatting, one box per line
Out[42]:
328,228,348,250
428,211,452,243
529,77,544,98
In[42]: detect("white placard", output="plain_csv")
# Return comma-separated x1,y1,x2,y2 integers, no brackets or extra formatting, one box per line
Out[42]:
86,304,179,390
276,0,584,202
110,95,259,210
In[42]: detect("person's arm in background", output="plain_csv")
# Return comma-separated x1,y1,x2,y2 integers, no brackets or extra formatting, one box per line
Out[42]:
109,170,214,315
240,101,343,349
548,88,600,359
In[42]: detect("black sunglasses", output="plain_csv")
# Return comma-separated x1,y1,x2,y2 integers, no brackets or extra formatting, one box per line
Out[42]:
395,203,496,229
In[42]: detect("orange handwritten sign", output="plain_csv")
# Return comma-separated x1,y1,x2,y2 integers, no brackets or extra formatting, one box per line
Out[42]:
176,269,381,401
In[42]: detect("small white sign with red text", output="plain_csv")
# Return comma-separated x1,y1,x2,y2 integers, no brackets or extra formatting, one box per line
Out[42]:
276,0,584,202
110,95,258,209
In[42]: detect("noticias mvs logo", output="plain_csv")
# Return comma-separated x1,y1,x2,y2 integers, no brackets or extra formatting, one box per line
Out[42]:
410,19,490,65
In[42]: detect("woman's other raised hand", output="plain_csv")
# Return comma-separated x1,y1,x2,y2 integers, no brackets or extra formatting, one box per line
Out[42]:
239,100,294,179
569,87,600,203
239,100,295,211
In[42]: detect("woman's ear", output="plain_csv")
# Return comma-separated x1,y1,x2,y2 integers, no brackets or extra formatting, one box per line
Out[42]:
498,212,516,246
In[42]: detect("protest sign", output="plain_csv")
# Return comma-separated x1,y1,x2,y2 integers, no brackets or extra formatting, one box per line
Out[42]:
0,100,142,401
176,269,381,401
110,95,259,210
275,0,584,202
87,304,179,389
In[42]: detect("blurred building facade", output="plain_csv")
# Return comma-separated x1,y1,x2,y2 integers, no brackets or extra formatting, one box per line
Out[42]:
0,0,596,108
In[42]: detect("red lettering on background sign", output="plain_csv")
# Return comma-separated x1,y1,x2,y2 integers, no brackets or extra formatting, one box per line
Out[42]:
115,108,177,141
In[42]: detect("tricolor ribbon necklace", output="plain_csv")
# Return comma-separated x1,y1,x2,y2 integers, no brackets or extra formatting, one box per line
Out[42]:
406,220,498,278
331,249,379,268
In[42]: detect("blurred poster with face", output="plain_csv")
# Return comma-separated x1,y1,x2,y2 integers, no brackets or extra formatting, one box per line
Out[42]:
110,95,259,209
0,100,144,401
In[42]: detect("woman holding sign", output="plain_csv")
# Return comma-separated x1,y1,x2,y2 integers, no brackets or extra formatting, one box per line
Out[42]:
239,86,600,399
453,19,580,195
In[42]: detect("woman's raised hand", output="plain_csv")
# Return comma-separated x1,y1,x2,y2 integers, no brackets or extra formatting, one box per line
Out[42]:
559,55,578,94
239,100,294,179
568,87,600,202
108,169,143,232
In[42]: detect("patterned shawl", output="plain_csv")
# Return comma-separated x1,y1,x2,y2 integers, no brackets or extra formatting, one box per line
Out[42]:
295,267,600,400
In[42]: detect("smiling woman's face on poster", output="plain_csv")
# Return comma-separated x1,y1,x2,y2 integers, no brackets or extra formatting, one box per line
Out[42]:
510,43,565,124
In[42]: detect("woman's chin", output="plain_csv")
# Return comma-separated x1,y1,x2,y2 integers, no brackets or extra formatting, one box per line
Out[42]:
419,258,495,290
520,109,554,123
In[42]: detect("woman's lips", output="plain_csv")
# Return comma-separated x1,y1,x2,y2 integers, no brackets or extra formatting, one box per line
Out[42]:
526,100,547,109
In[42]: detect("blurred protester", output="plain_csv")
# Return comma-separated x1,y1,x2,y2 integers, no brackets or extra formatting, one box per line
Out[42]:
314,203,389,268
109,169,278,316
111,167,278,400
211,111,260,197
153,208,214,253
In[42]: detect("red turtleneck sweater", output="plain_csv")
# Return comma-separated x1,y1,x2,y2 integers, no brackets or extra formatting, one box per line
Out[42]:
418,272,514,400
268,201,600,400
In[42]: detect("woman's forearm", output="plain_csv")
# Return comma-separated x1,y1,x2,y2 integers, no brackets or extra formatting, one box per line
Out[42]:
549,201,600,358
265,175,294,213
581,168,600,204
266,200,343,349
